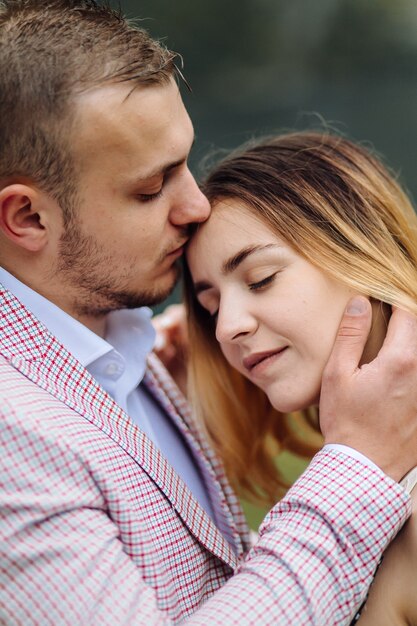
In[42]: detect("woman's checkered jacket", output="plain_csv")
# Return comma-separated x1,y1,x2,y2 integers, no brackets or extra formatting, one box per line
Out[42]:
0,285,411,625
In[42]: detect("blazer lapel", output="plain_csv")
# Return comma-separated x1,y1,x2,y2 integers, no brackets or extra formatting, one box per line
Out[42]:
144,353,251,558
0,286,241,568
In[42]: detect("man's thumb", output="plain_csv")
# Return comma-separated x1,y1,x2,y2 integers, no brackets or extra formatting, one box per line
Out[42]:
325,296,372,375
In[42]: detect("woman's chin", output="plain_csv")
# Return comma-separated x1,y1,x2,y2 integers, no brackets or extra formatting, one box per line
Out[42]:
268,391,320,414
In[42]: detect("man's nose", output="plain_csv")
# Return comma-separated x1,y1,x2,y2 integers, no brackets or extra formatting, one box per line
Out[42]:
170,168,211,225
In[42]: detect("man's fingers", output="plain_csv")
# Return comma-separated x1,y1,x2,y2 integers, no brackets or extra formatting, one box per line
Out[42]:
324,296,372,377
380,306,417,355
153,304,189,363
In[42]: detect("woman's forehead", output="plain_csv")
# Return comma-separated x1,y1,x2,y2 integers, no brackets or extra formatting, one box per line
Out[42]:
186,203,285,272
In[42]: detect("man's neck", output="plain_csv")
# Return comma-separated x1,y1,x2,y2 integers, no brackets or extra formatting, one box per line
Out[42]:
58,304,107,338
0,264,107,338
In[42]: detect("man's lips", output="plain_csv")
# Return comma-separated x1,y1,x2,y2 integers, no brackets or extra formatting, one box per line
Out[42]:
242,348,288,372
167,241,187,256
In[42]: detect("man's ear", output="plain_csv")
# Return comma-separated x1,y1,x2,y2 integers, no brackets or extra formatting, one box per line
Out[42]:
0,184,50,252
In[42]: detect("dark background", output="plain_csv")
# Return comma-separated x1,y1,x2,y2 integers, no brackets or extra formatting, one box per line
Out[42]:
111,1,417,184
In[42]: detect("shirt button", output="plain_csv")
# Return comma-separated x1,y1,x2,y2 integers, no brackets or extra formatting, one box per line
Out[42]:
105,362,121,376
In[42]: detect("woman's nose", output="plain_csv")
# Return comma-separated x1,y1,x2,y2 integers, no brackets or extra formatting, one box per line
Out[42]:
215,302,257,344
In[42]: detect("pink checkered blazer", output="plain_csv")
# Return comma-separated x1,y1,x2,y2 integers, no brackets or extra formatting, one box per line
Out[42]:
0,285,411,625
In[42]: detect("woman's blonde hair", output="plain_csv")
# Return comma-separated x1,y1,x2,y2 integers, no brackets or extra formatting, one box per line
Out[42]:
183,131,417,505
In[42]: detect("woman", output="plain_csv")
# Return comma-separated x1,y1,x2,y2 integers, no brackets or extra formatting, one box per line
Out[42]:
183,132,417,624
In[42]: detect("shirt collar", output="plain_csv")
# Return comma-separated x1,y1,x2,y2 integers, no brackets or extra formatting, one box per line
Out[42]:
0,267,156,377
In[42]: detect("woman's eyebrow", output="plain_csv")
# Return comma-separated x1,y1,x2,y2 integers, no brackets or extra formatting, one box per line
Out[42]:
222,244,280,275
193,243,281,296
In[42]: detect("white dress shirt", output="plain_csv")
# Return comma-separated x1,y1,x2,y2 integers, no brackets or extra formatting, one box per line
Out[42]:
0,267,214,519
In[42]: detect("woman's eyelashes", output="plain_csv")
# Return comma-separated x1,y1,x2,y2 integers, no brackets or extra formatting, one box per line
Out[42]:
248,272,278,291
201,274,279,320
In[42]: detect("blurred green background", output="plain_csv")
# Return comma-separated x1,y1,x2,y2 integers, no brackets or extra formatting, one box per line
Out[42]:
112,0,417,310
113,0,417,199
111,0,417,527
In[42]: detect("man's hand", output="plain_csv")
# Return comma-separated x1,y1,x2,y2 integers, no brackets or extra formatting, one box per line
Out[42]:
320,296,417,481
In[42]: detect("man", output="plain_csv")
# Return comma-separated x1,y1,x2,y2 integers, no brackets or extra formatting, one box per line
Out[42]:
0,1,416,624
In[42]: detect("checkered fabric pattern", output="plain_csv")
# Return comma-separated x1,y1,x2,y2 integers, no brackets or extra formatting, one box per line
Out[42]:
0,285,411,625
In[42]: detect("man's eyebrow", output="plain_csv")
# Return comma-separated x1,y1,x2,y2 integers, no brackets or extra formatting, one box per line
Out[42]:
222,244,280,274
137,137,195,182
193,244,281,296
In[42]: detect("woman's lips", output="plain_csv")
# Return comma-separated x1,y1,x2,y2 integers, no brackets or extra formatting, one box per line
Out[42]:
243,347,288,375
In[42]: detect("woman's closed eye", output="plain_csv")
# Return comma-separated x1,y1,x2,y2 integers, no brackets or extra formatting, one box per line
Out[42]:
205,274,278,323
248,272,278,291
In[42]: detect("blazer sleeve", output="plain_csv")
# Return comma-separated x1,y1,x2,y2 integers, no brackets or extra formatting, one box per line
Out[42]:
193,448,411,624
0,396,410,626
